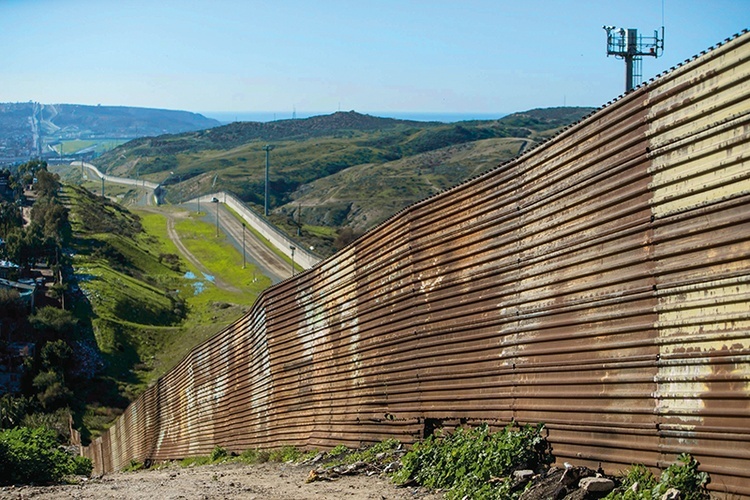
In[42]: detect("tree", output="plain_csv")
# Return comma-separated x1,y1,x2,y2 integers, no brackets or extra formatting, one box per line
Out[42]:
16,159,46,177
40,340,74,374
34,169,60,199
30,198,71,259
29,307,78,341
0,202,22,238
2,226,42,267
32,370,73,410
0,288,25,319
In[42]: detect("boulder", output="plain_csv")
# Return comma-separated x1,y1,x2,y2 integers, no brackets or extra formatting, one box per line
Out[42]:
579,476,615,493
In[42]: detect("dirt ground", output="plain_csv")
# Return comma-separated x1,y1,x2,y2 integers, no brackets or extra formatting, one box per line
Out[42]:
0,461,444,500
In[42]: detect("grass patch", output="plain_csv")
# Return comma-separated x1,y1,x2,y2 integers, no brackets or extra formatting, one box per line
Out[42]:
173,211,274,293
604,454,710,500
302,224,337,239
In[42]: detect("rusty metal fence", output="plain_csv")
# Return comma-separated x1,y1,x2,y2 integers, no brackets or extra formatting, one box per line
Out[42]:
84,31,750,497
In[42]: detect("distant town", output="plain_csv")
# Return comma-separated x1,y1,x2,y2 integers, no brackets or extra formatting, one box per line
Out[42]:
0,102,220,165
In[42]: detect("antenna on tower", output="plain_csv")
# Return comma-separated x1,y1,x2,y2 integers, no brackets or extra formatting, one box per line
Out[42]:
603,25,664,92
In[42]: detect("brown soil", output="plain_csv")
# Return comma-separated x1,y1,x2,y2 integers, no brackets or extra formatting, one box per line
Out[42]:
0,461,443,500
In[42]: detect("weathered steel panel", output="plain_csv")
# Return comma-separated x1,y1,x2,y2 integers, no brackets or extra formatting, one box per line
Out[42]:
83,31,750,497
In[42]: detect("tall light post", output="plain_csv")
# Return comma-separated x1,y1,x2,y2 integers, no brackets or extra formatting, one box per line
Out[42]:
290,246,296,277
262,144,274,216
215,198,220,237
242,222,246,269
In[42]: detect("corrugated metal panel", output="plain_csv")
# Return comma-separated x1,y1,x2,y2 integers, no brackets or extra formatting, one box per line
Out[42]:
83,31,750,497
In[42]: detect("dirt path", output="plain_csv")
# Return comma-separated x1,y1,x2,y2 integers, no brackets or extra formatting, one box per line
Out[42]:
197,201,290,284
143,207,242,293
0,461,442,500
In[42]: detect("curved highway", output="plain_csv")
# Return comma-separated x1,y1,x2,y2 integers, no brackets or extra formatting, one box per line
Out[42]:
71,161,290,284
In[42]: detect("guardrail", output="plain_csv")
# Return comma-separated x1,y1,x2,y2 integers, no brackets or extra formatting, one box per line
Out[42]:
83,31,750,497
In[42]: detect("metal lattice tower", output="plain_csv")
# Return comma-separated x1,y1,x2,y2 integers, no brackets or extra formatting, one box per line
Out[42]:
604,26,664,92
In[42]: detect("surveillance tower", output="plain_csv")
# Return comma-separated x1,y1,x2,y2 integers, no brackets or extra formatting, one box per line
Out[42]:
604,25,664,92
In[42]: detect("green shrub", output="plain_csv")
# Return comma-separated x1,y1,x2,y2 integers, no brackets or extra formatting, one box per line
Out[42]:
238,448,270,464
0,427,92,484
71,455,93,475
393,423,552,500
122,459,144,472
326,444,349,458
0,395,33,429
21,408,72,442
179,455,211,467
268,445,304,463
344,439,400,465
210,445,228,462
605,454,710,500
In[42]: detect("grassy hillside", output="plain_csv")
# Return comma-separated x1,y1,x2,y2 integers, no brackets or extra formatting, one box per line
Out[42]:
91,107,594,255
67,186,265,435
279,137,529,231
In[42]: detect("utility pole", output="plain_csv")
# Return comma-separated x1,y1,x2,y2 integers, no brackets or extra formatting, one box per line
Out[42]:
262,144,274,216
216,199,220,237
290,246,296,277
242,222,246,268
604,25,664,92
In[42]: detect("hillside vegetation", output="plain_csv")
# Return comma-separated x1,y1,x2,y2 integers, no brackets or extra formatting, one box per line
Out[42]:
93,108,594,254
66,186,264,435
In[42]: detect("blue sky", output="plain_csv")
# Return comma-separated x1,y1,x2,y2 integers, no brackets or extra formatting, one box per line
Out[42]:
0,0,747,118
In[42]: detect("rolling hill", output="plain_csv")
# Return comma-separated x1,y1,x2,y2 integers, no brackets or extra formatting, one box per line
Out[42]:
90,107,594,255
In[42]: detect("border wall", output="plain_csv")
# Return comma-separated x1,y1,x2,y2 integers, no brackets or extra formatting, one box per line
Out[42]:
84,32,750,497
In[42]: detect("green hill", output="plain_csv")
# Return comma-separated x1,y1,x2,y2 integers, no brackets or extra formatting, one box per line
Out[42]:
92,107,594,255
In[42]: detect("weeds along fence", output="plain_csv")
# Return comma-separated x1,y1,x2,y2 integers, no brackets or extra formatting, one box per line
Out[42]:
83,32,750,497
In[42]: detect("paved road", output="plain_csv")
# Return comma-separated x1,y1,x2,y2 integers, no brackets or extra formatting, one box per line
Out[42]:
185,201,291,284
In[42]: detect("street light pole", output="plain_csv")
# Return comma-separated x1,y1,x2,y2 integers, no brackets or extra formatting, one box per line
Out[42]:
216,199,220,237
262,144,274,216
242,222,246,269
290,246,296,277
